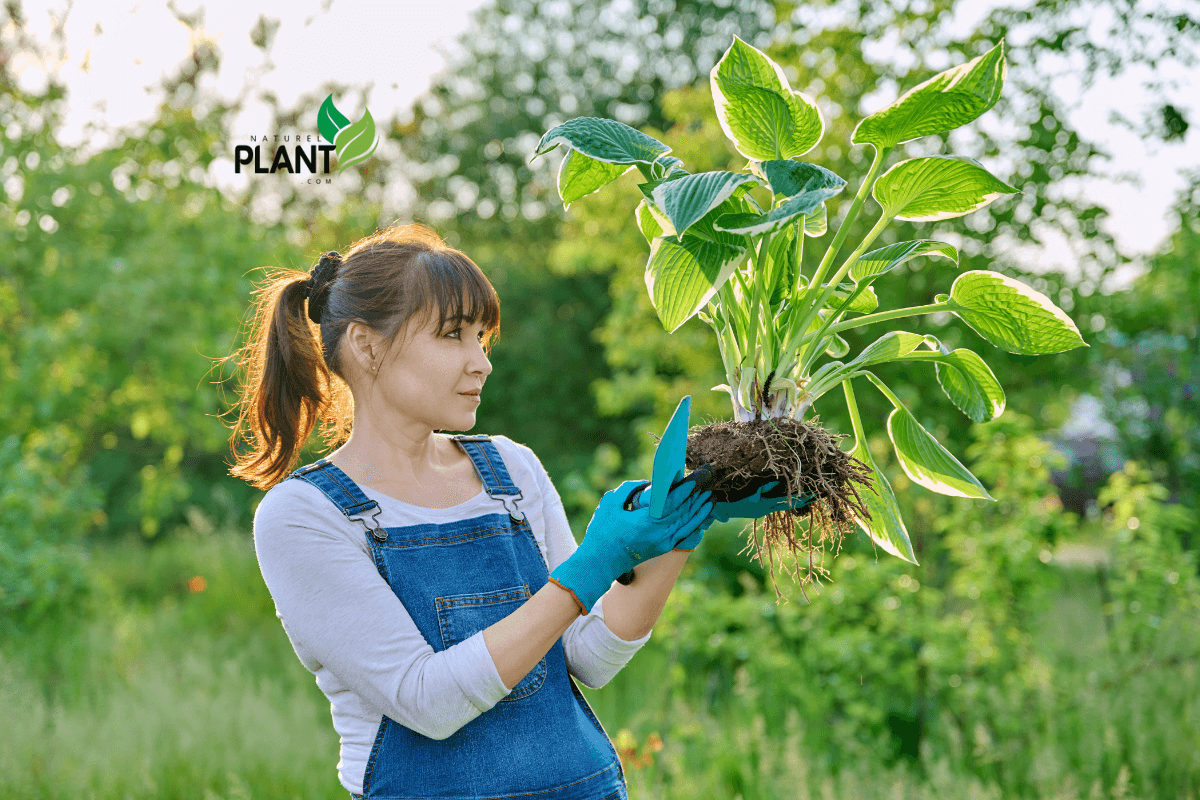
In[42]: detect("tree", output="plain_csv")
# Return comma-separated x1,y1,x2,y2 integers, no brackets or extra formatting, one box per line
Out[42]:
395,0,1199,524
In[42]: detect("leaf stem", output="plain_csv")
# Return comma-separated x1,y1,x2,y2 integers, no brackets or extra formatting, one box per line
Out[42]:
790,212,891,366
742,230,774,371
783,145,891,368
827,302,947,336
842,375,866,444
798,280,871,376
794,218,804,293
798,145,891,304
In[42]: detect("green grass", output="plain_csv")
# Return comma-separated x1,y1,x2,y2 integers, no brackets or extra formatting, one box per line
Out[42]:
1,528,1196,799
1,530,344,800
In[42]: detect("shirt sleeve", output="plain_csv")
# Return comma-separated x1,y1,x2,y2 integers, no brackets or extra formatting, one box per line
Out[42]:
252,487,512,741
531,459,652,690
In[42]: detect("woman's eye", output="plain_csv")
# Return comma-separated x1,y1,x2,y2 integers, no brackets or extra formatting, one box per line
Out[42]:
448,328,485,341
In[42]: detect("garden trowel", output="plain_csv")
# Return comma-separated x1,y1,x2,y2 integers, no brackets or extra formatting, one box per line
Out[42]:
621,395,711,518
616,395,715,584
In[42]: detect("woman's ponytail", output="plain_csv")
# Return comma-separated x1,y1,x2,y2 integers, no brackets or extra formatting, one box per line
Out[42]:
226,269,336,490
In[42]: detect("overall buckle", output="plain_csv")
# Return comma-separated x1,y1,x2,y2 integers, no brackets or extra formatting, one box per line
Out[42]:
488,488,525,524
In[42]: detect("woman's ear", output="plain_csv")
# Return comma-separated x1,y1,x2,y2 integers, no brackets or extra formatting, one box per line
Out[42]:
344,321,380,374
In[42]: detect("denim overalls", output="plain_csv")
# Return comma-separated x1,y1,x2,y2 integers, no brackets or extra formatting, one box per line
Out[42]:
286,434,628,800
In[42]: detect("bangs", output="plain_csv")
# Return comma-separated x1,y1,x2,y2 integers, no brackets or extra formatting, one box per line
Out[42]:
412,249,502,348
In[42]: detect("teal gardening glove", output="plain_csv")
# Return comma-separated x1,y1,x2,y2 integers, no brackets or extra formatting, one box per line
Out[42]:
549,480,713,614
672,481,816,551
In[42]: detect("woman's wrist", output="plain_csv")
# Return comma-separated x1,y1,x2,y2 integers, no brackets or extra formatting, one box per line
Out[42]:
599,549,689,641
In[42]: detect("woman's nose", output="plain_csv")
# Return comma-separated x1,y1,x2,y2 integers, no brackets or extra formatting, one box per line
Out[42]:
472,347,492,375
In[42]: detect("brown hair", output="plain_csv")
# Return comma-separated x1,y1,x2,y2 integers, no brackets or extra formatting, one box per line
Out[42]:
223,223,501,490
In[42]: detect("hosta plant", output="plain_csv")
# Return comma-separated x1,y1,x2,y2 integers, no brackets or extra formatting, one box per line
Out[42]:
533,37,1087,597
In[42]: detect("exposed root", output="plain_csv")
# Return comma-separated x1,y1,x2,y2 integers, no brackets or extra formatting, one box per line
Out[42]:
654,414,875,603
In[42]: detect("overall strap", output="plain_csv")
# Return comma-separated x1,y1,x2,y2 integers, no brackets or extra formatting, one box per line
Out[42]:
286,459,386,540
450,434,526,523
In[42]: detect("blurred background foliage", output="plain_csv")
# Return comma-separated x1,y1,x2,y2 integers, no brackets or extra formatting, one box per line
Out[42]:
2,0,1198,797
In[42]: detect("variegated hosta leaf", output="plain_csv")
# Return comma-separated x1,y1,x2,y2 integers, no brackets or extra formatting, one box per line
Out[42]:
756,160,846,198
650,171,759,241
766,223,797,307
852,41,1006,148
558,150,633,208
918,335,1006,423
635,200,669,244
711,35,823,160
637,170,690,203
938,270,1088,354
651,155,687,180
711,178,845,236
826,282,879,315
842,381,918,564
873,155,1018,221
816,331,932,398
864,373,994,500
804,203,828,235
645,209,750,333
536,116,671,164
849,240,959,283
848,331,935,371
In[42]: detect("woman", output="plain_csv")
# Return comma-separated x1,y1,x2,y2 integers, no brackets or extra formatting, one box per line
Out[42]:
227,223,780,799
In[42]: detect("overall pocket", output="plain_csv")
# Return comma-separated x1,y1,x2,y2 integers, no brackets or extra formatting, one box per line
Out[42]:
434,584,547,703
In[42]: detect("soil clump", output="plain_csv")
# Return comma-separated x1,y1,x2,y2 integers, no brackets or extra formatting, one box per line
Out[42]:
674,415,875,602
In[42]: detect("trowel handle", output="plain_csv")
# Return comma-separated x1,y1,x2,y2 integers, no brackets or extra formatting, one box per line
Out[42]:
616,464,715,586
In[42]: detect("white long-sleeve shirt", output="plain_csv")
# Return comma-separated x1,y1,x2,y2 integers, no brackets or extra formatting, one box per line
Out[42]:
252,434,651,796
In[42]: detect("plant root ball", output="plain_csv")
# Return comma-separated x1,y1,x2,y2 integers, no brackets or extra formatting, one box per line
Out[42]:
679,415,876,604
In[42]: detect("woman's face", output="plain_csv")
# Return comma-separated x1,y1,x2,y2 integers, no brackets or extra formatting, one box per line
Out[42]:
357,311,492,436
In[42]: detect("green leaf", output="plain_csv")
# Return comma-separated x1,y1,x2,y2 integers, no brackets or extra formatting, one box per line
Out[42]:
645,208,750,333
712,178,845,236
804,203,828,236
942,270,1088,354
333,108,379,173
813,329,926,402
849,331,934,370
711,36,823,160
919,336,1006,423
853,40,1006,148
826,282,879,315
863,372,995,500
873,155,1018,221
636,171,691,234
850,240,959,283
559,150,632,208
766,224,797,306
635,200,668,244
652,156,687,180
756,160,846,198
535,117,671,165
824,333,850,357
842,380,917,564
651,171,759,241
637,170,691,202
318,94,350,144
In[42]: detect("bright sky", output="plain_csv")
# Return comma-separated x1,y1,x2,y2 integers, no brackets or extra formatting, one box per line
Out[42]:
11,0,1199,281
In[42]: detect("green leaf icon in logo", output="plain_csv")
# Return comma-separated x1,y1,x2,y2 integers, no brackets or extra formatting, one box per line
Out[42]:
318,94,350,144
334,108,379,173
